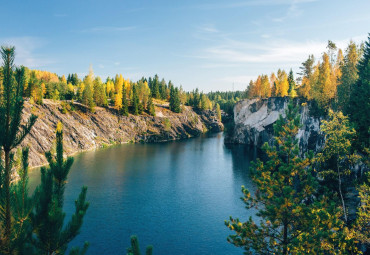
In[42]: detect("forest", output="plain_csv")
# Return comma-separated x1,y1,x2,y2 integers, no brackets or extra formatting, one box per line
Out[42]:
0,33,369,254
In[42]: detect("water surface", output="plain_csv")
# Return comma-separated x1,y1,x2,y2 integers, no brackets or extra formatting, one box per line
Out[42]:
29,133,257,255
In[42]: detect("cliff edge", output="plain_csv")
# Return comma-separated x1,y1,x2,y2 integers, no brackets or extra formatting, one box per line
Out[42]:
224,97,324,154
21,100,223,168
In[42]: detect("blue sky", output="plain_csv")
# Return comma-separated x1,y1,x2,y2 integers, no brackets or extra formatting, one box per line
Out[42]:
1,0,369,92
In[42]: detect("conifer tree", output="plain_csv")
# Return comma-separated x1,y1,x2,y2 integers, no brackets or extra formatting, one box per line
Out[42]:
169,86,181,113
337,41,359,111
32,123,89,254
11,147,34,254
287,69,297,97
132,85,139,115
147,95,155,116
347,34,370,148
93,77,107,107
151,75,160,99
126,236,153,255
226,102,355,254
120,85,129,116
0,46,37,253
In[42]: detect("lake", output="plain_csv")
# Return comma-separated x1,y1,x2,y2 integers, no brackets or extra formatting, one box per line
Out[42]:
29,132,257,255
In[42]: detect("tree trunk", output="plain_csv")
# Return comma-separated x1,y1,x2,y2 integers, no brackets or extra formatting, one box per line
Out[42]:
337,162,347,223
4,149,11,253
283,220,288,255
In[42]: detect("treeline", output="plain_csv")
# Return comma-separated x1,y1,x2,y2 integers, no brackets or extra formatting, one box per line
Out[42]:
207,91,246,116
245,38,369,149
245,40,363,111
13,67,222,117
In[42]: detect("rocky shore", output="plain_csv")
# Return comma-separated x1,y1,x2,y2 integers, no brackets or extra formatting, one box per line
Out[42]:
21,100,223,168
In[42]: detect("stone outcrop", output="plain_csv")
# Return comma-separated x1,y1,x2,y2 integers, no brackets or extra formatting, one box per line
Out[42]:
21,100,223,168
224,97,324,154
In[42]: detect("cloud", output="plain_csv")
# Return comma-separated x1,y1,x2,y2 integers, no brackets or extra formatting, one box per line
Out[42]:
197,34,367,66
0,36,54,68
271,0,310,22
196,0,318,9
80,26,136,33
197,24,219,33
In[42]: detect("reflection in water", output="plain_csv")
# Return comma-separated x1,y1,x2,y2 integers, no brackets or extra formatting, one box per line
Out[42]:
29,133,257,255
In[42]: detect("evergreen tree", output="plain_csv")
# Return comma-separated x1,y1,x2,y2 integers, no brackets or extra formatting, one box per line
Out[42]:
93,77,107,107
11,147,34,254
81,82,95,111
81,68,95,111
347,34,370,148
32,123,89,254
225,102,355,254
132,85,139,115
0,46,37,253
120,85,129,116
151,75,160,99
298,54,315,78
147,95,155,116
337,41,359,111
126,236,153,255
169,86,181,113
287,69,297,97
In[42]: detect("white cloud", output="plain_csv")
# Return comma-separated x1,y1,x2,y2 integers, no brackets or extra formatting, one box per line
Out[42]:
196,0,318,9
198,34,367,66
0,36,54,68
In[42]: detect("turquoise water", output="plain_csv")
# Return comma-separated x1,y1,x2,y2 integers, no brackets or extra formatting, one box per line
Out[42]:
29,133,257,255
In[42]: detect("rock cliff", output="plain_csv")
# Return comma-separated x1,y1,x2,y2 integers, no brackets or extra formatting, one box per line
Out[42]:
224,97,324,154
21,100,223,168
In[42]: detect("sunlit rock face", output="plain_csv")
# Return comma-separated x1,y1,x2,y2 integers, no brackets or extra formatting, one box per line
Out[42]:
225,97,324,155
21,100,223,168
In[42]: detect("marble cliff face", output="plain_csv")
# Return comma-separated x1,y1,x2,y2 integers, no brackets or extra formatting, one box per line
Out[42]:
20,100,223,168
225,97,324,155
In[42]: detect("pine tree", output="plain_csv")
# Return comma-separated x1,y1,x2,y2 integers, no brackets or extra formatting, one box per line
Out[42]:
225,102,355,254
82,69,95,111
337,41,359,111
132,85,139,115
93,77,107,107
287,69,297,97
151,75,160,99
347,34,370,148
147,95,155,116
11,147,34,254
0,46,37,253
32,122,89,254
120,85,129,116
126,236,153,255
169,86,181,113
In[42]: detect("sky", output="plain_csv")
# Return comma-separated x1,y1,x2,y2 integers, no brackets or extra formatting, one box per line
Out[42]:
1,0,369,92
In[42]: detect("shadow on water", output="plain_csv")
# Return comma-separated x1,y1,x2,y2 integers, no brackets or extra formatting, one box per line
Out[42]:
28,133,258,255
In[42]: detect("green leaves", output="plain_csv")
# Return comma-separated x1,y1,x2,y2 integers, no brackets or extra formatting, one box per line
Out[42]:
226,101,357,254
